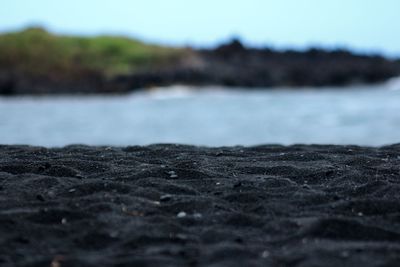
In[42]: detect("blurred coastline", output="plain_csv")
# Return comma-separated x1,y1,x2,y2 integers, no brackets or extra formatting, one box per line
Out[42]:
1,27,400,95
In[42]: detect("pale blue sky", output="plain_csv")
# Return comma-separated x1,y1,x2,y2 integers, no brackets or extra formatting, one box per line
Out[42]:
1,0,399,56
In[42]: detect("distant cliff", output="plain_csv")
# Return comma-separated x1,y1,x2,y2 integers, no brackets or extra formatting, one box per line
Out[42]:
1,29,400,95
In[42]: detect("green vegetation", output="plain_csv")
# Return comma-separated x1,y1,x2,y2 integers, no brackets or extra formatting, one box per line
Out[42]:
0,27,186,77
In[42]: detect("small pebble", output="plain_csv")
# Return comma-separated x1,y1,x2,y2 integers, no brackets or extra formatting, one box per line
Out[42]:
68,188,76,193
160,194,172,202
37,166,45,172
261,250,270,258
193,213,203,219
215,151,223,156
175,233,188,240
233,181,242,188
177,211,187,218
36,194,45,201
109,231,119,238
167,170,178,179
75,174,84,179
61,218,67,224
340,251,350,258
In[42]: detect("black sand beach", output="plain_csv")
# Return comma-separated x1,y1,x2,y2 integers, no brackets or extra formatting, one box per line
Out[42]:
1,144,400,266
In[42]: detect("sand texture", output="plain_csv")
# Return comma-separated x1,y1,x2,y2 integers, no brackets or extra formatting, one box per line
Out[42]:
1,144,400,266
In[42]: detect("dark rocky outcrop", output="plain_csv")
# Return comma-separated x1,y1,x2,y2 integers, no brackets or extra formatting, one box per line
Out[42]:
109,40,400,90
200,41,400,87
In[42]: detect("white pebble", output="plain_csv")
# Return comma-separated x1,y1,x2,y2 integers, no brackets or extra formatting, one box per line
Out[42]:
177,211,187,218
261,250,270,258
193,213,203,219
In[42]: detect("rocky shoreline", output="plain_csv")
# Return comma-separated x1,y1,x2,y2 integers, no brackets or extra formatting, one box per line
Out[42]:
1,144,400,266
1,39,400,95
125,40,400,89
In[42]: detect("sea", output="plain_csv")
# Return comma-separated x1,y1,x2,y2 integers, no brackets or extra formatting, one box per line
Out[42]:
1,81,400,147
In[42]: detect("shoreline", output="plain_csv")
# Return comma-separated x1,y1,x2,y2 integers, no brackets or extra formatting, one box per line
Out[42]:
1,144,400,266
1,29,400,95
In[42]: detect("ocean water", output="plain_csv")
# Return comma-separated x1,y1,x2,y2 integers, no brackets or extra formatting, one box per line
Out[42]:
0,84,400,147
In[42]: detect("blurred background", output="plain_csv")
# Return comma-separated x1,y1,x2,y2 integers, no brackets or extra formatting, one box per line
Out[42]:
0,0,400,146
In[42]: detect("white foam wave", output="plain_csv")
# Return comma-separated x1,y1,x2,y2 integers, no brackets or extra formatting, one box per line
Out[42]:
385,76,400,91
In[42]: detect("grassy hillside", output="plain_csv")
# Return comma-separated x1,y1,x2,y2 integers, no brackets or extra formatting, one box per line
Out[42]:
0,27,186,77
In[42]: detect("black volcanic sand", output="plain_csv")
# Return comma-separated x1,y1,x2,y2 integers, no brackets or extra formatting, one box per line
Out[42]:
1,144,400,267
